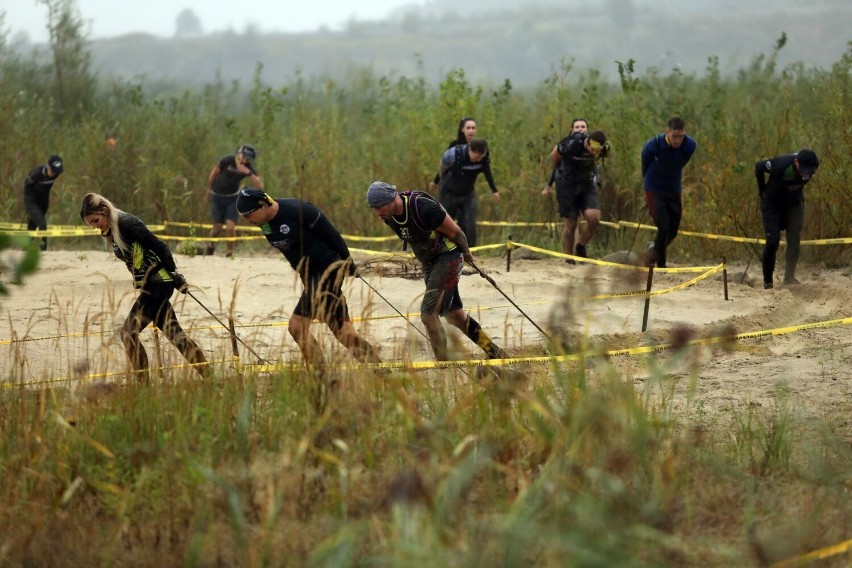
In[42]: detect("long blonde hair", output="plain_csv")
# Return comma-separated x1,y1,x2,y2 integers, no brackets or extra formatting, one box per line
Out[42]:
80,192,127,254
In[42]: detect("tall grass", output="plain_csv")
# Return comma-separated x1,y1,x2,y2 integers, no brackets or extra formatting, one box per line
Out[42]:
1,349,849,566
2,42,850,262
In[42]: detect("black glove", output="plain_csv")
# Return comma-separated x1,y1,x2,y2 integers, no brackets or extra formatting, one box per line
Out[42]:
170,272,188,293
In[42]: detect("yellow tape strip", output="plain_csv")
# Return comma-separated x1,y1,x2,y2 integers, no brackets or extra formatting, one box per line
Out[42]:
341,234,399,243
348,247,412,257
479,220,624,229
772,538,852,567
163,220,259,232
6,315,850,386
582,264,724,300
3,218,851,247
157,234,264,242
0,226,164,237
800,237,852,245
163,220,398,242
508,241,719,273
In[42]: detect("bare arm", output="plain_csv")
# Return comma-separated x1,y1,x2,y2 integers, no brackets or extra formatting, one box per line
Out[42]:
206,165,220,191
249,173,263,190
438,214,473,263
550,146,561,169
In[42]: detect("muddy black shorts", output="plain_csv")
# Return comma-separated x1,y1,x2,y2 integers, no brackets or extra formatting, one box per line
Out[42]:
421,252,464,316
293,265,351,332
210,193,239,224
555,177,600,219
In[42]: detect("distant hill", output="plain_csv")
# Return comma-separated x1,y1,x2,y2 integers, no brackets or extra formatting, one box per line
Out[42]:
23,0,852,88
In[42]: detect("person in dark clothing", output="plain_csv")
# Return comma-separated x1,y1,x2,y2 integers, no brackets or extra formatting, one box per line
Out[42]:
429,116,478,193
80,193,208,380
205,144,263,257
366,181,505,362
546,128,609,262
23,155,64,251
755,148,820,289
545,117,590,191
436,138,500,248
235,188,381,367
641,116,698,268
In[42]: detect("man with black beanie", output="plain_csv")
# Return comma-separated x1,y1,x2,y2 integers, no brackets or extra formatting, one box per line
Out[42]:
755,148,820,289
23,155,64,251
236,187,381,367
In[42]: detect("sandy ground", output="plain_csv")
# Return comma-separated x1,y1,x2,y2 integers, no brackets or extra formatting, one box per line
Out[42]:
1,248,850,435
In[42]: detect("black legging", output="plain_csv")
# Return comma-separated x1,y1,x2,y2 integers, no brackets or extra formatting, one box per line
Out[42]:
121,282,207,377
645,192,682,268
24,191,49,250
761,199,804,285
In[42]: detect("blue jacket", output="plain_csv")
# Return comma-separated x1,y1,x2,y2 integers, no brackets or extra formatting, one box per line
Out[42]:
641,133,697,194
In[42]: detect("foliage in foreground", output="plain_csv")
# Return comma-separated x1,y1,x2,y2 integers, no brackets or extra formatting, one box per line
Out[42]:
1,349,850,566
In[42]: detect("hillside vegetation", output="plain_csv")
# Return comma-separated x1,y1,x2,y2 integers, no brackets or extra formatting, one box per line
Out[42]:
1,7,850,266
8,0,848,88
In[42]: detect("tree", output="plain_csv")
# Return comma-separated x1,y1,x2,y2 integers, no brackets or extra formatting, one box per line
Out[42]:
175,8,203,37
38,0,95,119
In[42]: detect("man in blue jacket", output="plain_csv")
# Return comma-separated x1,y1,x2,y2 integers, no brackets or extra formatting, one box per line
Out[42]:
641,117,698,268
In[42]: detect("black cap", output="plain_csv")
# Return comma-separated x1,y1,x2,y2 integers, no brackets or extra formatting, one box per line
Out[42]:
796,148,819,176
238,144,257,162
48,155,63,174
236,187,272,215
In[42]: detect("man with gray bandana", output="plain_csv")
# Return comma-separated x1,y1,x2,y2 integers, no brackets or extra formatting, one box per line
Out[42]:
367,181,505,362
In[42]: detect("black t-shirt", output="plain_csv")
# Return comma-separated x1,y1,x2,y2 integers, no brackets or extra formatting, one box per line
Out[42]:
554,132,598,181
260,199,351,278
211,155,258,196
382,191,458,263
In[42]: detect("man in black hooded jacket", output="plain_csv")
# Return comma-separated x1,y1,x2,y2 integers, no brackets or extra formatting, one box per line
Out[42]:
755,148,820,289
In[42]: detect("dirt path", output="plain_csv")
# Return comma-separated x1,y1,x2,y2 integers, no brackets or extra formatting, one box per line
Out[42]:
2,250,850,436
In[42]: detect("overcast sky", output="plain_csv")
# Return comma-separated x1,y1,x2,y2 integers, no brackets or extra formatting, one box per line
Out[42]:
2,0,423,43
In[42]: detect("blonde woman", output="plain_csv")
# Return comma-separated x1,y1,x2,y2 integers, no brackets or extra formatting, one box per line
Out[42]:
80,193,207,378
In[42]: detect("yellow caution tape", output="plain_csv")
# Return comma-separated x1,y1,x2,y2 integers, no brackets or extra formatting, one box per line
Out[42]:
0,226,164,237
508,241,719,273
582,264,724,300
772,538,852,567
6,315,850,386
3,218,850,247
